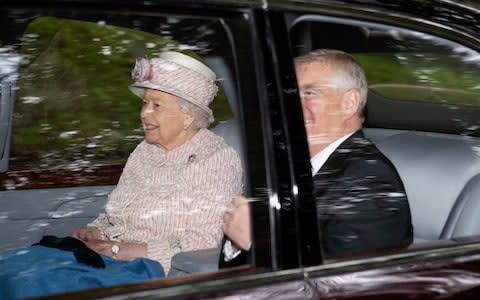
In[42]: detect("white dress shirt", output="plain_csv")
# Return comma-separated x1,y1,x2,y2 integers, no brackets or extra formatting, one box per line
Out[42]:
310,132,354,176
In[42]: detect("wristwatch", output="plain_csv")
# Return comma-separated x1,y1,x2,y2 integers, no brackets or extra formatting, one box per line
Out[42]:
111,243,120,259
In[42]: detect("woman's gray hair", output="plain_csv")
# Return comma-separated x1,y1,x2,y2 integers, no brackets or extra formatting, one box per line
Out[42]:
176,97,213,129
295,49,368,120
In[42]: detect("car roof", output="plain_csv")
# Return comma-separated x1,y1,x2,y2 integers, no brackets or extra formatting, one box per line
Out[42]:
6,0,478,38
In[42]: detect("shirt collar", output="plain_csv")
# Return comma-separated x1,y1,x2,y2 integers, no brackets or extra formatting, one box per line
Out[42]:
310,132,355,176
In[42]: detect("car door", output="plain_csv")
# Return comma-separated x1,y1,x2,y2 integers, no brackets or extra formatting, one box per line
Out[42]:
0,0,274,263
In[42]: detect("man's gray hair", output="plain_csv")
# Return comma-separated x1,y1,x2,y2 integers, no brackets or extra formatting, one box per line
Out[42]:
176,98,213,129
295,49,368,119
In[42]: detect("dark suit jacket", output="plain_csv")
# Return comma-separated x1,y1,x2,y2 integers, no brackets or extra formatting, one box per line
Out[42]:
219,130,413,267
314,130,413,256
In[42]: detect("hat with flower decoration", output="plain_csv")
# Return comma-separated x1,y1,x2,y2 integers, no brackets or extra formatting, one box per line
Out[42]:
129,51,218,123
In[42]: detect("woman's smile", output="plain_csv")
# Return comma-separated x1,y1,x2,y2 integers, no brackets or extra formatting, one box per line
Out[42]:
143,122,159,131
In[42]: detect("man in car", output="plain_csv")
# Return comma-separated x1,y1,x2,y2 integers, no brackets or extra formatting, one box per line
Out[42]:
220,49,414,267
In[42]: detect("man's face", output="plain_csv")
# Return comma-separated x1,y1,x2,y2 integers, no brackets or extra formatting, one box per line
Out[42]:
296,62,347,156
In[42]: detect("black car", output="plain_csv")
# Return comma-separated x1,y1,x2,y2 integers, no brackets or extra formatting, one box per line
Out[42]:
1,0,480,299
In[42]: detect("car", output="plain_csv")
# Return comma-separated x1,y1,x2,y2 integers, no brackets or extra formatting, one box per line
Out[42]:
1,0,480,299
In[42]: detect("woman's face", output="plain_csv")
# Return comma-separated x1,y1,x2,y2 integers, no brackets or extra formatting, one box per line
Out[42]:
140,89,193,149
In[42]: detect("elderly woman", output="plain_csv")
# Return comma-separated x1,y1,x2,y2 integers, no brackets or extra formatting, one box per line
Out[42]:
71,51,243,273
0,52,242,300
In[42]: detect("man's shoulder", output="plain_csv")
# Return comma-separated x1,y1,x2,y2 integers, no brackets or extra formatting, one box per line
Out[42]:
322,130,403,181
340,130,394,163
343,142,400,177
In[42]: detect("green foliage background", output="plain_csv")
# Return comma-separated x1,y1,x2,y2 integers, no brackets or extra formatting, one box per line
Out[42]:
11,17,231,170
355,53,480,106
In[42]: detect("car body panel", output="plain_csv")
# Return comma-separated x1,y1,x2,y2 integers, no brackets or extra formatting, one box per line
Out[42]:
32,240,480,299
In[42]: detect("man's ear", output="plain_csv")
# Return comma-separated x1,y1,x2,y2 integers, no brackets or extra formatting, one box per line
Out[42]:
341,88,361,120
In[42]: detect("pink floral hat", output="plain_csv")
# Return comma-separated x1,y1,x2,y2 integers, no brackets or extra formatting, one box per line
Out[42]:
129,51,218,122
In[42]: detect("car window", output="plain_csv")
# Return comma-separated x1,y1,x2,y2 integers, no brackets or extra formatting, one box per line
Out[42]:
288,14,480,258
0,11,246,191
9,16,233,172
290,17,480,136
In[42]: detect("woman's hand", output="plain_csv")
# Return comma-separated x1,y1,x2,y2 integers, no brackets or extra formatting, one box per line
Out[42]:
71,226,101,242
222,195,251,251
85,239,148,261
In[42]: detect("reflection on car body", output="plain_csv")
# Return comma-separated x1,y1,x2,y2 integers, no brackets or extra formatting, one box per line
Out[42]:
1,0,480,299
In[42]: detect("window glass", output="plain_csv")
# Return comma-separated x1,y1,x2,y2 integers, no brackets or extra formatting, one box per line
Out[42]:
354,30,479,107
0,6,258,293
288,16,480,261
290,19,480,136
3,13,233,173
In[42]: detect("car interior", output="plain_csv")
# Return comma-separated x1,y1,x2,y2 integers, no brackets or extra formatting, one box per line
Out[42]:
169,92,480,277
365,126,480,243
169,17,480,275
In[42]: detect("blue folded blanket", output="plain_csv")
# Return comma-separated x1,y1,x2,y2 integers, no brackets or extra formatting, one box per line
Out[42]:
0,246,165,300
